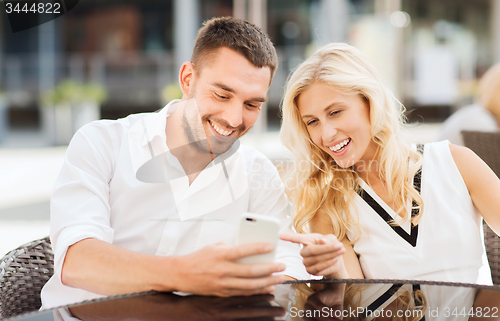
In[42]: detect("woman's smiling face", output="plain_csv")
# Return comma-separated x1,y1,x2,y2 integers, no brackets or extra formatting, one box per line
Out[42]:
297,81,378,169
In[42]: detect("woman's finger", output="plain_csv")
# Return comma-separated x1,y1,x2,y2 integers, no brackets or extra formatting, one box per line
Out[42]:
302,249,344,267
280,232,339,246
280,232,323,245
301,242,345,258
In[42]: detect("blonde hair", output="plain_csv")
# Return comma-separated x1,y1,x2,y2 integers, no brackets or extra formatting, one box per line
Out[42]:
478,63,500,122
280,43,423,240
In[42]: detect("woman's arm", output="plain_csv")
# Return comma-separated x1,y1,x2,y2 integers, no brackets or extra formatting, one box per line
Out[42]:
340,238,364,279
449,144,500,233
280,232,348,279
280,209,364,279
310,210,364,279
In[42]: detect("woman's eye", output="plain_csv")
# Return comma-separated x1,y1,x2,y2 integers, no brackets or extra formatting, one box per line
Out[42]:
306,119,317,126
330,110,342,116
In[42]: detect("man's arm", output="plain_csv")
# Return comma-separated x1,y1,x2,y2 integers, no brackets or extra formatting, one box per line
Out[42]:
62,238,286,297
50,123,285,301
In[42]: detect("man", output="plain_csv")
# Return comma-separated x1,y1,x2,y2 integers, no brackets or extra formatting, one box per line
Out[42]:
40,17,308,309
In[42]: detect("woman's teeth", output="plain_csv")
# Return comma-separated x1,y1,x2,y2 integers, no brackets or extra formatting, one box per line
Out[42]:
329,138,350,152
210,120,233,136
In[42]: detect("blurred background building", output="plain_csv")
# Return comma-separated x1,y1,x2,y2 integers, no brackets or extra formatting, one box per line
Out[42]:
1,0,500,254
0,0,499,145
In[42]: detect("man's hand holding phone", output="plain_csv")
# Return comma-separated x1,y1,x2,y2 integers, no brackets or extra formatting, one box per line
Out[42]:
236,213,281,264
172,241,286,297
169,213,285,297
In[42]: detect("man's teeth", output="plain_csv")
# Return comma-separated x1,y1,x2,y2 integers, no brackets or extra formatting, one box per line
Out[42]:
210,121,233,136
329,138,350,152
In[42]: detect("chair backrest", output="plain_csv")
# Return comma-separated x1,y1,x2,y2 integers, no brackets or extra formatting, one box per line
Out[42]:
462,130,500,178
483,224,500,284
0,236,53,319
462,130,500,284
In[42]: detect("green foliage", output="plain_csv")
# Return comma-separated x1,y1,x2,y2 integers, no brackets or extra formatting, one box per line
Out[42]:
43,80,107,106
161,83,183,102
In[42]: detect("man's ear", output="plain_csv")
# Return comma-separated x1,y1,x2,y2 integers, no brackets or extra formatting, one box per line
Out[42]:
179,62,195,98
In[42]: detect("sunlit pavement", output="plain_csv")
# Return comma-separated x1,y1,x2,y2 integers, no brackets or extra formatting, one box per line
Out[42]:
0,146,65,256
0,123,442,257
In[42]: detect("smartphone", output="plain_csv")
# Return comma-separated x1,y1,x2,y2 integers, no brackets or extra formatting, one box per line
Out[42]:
236,212,280,264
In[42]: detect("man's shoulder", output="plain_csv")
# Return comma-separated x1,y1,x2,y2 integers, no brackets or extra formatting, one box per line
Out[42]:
77,112,152,139
68,111,158,159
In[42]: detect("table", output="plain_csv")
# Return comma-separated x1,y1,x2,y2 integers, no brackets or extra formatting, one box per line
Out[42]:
6,279,500,321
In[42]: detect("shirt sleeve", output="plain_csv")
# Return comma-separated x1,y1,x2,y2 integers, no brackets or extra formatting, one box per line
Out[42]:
50,121,117,284
248,157,310,280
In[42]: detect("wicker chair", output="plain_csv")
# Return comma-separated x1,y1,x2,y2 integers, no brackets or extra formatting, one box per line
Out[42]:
462,130,500,284
462,131,500,178
0,236,54,319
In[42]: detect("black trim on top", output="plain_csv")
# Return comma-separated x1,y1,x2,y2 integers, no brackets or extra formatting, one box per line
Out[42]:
356,146,423,247
357,190,419,247
412,284,426,320
358,283,427,320
362,284,403,318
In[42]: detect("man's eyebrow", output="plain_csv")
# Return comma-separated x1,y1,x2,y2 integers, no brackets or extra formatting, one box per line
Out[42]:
251,97,268,103
212,82,268,102
213,82,235,93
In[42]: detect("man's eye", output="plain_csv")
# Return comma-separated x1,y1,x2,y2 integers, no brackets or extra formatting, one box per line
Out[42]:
246,103,260,108
215,93,228,99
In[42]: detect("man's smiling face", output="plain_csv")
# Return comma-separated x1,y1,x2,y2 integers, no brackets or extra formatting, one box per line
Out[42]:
181,47,271,155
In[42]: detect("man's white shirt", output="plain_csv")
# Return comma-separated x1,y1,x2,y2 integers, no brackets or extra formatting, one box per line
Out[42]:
40,100,308,309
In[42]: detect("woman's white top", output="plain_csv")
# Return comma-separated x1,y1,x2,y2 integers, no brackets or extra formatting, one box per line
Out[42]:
346,140,492,285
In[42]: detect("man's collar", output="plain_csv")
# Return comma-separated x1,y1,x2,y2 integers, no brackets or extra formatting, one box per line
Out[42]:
128,100,181,175
138,99,182,148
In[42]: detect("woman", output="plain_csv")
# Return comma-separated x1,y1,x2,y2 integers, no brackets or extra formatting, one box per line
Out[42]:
280,43,500,284
439,63,500,145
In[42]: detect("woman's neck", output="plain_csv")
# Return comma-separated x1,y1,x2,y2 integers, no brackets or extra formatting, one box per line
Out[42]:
355,159,380,184
354,140,379,181
357,165,398,212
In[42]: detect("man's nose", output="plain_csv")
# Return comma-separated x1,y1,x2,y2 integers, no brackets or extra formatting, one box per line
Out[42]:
222,102,244,128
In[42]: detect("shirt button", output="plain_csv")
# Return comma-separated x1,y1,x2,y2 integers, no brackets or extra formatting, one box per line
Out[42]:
163,249,170,255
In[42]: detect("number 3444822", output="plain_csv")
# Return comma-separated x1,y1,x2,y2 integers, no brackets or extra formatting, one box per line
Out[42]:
5,2,61,14
443,307,499,318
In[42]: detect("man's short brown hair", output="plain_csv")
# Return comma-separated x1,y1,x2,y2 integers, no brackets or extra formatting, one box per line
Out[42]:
191,17,278,81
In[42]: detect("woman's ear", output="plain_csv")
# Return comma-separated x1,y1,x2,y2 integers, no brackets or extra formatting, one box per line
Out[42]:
179,62,195,98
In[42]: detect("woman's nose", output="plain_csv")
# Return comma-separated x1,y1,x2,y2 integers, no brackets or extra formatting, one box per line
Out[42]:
322,123,338,143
